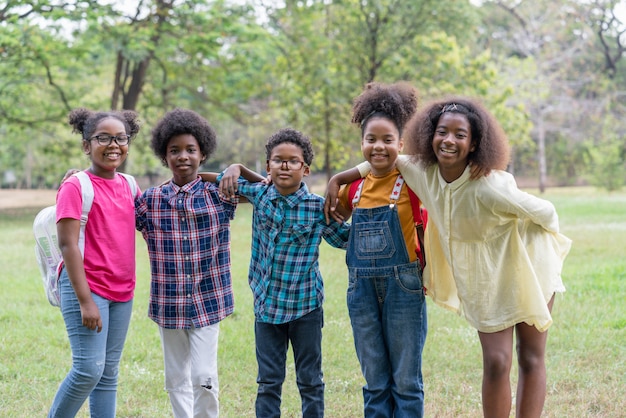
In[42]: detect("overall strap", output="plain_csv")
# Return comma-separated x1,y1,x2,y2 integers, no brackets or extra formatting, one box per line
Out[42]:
407,186,423,227
350,175,405,209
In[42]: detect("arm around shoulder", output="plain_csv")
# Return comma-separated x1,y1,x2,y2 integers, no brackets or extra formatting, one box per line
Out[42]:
324,167,362,224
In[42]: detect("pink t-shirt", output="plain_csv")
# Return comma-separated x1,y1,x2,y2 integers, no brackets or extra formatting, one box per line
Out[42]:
56,170,139,302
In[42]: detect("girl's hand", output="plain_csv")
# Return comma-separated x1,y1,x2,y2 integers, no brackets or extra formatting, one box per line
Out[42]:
219,165,241,200
469,163,491,180
332,200,351,223
80,299,103,333
61,168,81,184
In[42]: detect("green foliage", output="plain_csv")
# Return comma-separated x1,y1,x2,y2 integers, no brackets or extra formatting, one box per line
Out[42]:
583,136,625,192
546,134,588,186
1,0,625,188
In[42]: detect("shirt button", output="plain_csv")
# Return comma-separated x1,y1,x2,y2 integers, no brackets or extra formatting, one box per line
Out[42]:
186,294,191,298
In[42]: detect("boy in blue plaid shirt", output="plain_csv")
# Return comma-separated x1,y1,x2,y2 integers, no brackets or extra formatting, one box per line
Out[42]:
218,128,350,418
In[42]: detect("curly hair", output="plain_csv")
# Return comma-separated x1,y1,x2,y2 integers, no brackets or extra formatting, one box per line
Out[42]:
68,108,141,141
405,96,510,171
351,81,418,137
151,108,217,166
265,128,314,166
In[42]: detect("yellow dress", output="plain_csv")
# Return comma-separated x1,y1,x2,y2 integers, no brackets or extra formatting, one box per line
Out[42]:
357,156,571,333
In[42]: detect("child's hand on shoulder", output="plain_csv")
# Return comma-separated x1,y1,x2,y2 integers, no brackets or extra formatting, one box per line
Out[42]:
324,177,342,224
469,162,491,180
261,174,272,185
219,164,241,200
332,201,351,224
61,168,81,184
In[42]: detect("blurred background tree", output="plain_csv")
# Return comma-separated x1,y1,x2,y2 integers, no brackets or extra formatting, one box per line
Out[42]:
0,0,624,191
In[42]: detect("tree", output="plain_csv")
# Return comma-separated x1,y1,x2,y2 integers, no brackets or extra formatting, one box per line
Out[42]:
477,0,608,191
589,0,626,79
258,0,483,180
0,0,267,185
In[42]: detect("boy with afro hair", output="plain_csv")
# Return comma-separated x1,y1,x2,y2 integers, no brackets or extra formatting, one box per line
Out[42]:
135,108,263,418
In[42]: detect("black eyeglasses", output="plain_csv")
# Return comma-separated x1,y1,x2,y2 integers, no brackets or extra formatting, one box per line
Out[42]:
88,134,131,146
268,158,306,170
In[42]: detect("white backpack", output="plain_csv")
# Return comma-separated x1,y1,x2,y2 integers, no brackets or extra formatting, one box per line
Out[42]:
33,171,138,307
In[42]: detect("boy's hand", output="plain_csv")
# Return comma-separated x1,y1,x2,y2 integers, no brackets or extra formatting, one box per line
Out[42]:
261,174,272,185
219,165,241,200
324,177,342,224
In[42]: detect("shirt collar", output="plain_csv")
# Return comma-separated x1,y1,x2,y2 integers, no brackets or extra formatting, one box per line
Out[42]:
438,165,471,190
167,176,203,194
266,182,310,207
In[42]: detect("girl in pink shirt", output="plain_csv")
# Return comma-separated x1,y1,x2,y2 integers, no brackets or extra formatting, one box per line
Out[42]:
49,108,141,418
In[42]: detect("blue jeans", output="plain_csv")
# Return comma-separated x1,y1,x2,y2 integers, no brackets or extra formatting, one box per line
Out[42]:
255,307,324,418
48,268,133,418
347,204,427,417
347,264,427,417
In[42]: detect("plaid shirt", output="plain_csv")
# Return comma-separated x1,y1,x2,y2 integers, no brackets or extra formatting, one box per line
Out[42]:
136,177,236,329
237,180,349,324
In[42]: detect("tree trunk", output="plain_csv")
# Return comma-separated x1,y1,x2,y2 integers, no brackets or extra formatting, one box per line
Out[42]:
537,112,546,193
324,97,332,183
111,51,124,110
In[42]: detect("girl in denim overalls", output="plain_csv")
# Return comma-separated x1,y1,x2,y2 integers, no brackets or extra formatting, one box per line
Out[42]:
337,82,427,418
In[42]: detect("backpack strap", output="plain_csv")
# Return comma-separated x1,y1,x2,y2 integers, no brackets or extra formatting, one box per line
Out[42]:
347,178,364,211
407,187,423,227
73,171,94,258
118,172,139,198
407,186,426,267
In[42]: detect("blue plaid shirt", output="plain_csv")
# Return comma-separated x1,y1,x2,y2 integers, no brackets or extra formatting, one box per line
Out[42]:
135,177,236,329
237,180,349,324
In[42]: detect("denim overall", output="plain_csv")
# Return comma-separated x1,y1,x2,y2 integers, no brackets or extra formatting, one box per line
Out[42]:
346,175,427,418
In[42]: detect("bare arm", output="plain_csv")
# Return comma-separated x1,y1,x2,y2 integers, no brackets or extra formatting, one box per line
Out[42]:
198,172,219,183
57,218,102,333
324,167,362,224
210,163,264,200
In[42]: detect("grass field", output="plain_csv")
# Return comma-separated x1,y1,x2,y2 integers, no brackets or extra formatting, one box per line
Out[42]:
0,186,624,417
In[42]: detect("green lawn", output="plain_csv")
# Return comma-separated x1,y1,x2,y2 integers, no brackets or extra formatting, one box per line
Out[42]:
0,186,624,417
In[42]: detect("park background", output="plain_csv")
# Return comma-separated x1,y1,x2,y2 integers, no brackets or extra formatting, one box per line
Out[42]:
1,0,625,417
0,0,625,192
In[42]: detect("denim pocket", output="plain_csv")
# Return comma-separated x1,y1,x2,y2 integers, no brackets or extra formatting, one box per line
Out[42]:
395,267,423,293
353,221,396,260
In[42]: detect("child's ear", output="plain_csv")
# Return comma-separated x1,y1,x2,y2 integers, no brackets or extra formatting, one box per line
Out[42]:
82,140,91,155
303,165,310,177
399,137,405,152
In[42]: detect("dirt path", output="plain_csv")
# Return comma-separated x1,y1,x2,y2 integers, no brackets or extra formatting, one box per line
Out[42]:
0,189,57,210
